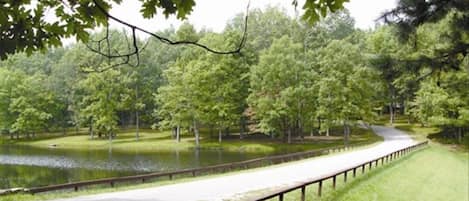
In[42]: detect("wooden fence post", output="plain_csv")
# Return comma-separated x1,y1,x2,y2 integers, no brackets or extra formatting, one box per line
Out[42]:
333,175,337,189
301,186,306,201
318,180,323,197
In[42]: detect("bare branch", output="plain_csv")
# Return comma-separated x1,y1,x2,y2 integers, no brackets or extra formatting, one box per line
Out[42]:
91,0,250,55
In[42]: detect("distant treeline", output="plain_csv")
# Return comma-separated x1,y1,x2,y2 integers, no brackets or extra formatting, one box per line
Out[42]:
0,7,467,145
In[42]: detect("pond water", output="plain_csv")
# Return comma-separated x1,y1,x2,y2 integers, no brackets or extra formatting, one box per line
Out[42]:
0,145,270,188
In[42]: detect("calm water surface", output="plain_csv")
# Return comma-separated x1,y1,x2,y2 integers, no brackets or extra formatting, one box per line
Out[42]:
0,145,270,188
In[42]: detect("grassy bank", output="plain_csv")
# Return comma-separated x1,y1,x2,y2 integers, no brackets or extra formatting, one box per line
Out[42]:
263,144,468,201
2,127,381,154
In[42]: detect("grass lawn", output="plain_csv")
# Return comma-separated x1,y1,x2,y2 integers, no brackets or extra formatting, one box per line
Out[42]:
265,144,468,201
1,127,381,154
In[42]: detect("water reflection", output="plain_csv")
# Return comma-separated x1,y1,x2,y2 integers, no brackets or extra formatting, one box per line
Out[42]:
0,145,268,188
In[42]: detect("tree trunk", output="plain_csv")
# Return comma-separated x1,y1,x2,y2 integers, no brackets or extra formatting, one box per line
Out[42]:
343,120,350,146
209,125,214,138
458,127,462,144
135,110,139,141
135,84,139,141
224,127,230,137
218,127,222,143
239,117,245,140
89,121,94,140
172,127,176,139
287,127,292,144
193,119,200,148
326,127,330,137
298,119,303,140
317,117,321,131
176,125,181,142
389,103,394,125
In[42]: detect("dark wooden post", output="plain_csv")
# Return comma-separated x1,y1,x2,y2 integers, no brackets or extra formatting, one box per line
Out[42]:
353,168,357,177
318,180,323,197
332,175,337,189
362,164,365,174
279,193,284,201
344,171,348,182
301,186,306,201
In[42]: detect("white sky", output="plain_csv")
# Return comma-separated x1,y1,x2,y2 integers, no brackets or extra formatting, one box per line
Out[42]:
108,0,397,33
61,0,397,44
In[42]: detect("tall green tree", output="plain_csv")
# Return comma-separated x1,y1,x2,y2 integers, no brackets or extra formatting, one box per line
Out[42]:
248,36,314,143
316,39,377,143
9,74,57,138
411,70,469,142
79,68,130,140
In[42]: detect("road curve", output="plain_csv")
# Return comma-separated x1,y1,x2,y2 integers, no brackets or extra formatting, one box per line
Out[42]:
55,126,415,201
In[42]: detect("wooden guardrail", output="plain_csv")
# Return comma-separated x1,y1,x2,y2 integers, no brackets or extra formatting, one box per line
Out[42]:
24,142,370,194
252,141,429,201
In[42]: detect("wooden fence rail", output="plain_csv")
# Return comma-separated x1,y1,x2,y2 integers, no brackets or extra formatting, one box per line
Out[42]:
24,142,370,194
253,141,429,201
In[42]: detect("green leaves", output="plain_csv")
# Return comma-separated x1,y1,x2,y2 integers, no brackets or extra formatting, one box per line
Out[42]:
248,36,308,134
301,0,349,24
411,71,469,128
139,0,196,19
140,0,158,18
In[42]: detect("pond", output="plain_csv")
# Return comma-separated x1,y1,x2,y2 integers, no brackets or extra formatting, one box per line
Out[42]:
0,145,271,189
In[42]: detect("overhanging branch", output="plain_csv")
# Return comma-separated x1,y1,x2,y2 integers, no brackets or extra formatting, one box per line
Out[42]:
86,0,251,71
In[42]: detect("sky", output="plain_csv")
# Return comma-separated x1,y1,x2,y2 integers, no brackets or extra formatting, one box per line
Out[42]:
107,0,397,33
60,0,397,44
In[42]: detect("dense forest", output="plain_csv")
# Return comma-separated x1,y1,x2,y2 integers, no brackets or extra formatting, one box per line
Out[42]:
0,7,468,146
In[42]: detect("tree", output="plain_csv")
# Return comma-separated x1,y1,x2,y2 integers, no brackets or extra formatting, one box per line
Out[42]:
9,74,56,138
315,39,377,144
0,68,24,138
248,36,313,143
79,68,130,140
411,70,469,142
367,26,403,124
381,0,469,73
156,48,204,145
302,9,355,50
193,32,249,143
